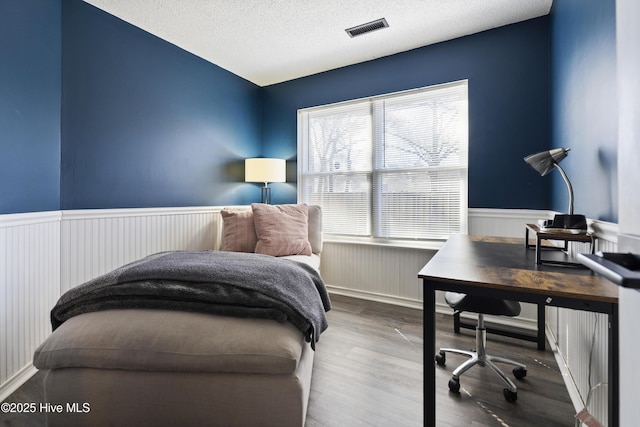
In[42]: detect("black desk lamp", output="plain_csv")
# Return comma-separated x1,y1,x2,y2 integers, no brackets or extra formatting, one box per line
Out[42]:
524,148,587,232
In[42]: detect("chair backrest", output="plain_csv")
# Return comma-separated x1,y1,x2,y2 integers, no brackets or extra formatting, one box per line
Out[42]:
444,292,521,317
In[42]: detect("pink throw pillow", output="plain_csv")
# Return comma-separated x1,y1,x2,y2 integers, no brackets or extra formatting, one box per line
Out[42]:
252,203,312,256
220,209,257,253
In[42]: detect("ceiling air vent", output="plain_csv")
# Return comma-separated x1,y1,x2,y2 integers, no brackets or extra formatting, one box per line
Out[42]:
345,18,389,38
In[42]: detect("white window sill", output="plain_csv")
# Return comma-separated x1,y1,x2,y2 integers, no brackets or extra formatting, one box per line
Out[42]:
322,235,444,251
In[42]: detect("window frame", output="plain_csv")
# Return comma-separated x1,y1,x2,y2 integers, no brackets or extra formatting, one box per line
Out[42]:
297,80,468,245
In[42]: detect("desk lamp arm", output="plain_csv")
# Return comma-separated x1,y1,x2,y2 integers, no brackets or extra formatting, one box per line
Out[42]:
554,162,574,215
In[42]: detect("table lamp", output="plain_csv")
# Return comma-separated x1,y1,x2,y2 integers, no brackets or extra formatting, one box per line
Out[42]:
523,148,587,232
245,158,286,204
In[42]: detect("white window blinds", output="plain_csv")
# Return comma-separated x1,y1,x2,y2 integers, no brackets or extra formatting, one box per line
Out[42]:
298,80,468,241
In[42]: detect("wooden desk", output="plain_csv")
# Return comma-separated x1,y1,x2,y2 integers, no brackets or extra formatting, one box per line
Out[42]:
418,234,619,427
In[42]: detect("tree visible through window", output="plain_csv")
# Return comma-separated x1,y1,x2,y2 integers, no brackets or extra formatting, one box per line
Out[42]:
298,80,468,241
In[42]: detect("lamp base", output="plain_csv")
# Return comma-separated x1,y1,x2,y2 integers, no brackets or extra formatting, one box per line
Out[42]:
260,186,272,204
540,214,588,233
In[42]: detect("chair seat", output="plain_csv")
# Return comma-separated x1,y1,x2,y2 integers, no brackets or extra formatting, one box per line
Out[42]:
439,292,527,402
445,292,521,317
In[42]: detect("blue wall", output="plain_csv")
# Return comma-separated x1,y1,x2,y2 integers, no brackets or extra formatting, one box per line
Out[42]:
61,0,262,209
0,0,61,214
262,17,552,208
550,0,617,222
2,3,567,214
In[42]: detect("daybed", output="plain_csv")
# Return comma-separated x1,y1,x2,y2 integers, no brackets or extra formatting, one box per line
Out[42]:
33,203,328,427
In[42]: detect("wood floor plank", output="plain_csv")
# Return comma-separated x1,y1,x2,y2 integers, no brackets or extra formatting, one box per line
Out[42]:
1,294,575,426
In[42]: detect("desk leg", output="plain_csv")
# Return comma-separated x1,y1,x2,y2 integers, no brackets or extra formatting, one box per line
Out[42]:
425,285,436,427
536,235,542,264
453,311,461,334
537,304,546,350
609,305,619,427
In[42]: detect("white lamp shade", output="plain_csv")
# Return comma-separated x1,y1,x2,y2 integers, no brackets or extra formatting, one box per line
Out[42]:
245,158,286,184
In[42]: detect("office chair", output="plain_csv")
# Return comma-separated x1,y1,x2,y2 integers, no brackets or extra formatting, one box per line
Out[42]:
435,292,528,402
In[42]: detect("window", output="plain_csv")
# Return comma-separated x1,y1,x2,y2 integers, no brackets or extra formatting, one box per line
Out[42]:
298,80,468,242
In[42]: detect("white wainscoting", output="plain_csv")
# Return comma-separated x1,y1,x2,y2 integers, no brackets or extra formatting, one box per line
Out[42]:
0,212,61,402
468,208,553,238
321,208,552,327
60,207,224,293
0,206,226,401
0,206,619,424
321,242,430,310
545,219,618,425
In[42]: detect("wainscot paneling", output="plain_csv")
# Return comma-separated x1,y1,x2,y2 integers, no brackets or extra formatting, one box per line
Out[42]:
0,212,61,402
321,208,551,321
1,206,228,401
320,242,431,310
0,207,619,425
545,219,618,426
60,207,224,293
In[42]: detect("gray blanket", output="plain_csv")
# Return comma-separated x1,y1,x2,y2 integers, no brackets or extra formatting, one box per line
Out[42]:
51,250,331,349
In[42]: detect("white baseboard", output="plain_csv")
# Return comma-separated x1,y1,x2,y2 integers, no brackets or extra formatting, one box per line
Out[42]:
0,364,37,403
327,285,423,310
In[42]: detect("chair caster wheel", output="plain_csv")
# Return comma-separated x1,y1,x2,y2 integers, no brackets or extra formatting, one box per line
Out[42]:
448,378,460,393
435,351,446,366
503,388,517,402
513,367,527,380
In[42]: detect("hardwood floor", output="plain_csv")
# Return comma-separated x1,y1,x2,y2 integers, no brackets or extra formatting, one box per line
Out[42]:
1,294,575,426
306,295,424,427
431,313,575,427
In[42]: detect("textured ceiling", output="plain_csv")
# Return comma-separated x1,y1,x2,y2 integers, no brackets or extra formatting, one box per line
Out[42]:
82,0,553,87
